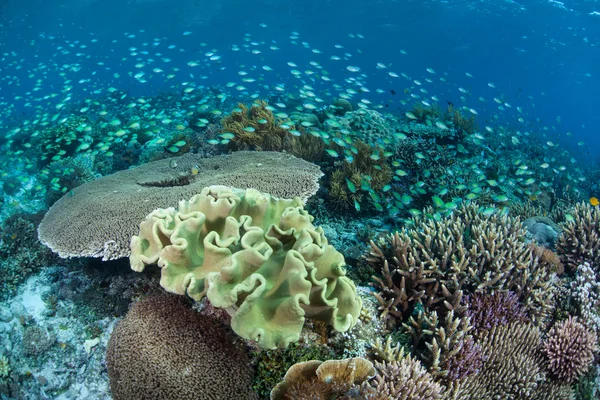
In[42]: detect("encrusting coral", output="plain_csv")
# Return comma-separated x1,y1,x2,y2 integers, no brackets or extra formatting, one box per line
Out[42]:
557,201,600,271
130,185,362,349
543,316,598,383
269,357,375,400
106,294,257,400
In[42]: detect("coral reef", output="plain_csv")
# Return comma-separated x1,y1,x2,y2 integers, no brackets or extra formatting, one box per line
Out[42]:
251,342,339,399
221,101,325,161
366,203,557,329
0,213,58,300
557,202,600,271
569,262,600,333
465,291,529,334
450,322,573,399
38,151,323,260
0,355,9,379
543,317,598,383
106,294,257,400
523,216,561,248
328,140,392,210
130,185,362,349
404,310,482,380
222,100,295,151
40,156,96,207
270,357,375,400
364,356,446,400
22,325,56,356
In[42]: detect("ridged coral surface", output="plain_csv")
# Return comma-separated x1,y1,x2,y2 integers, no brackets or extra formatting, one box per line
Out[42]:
130,185,362,349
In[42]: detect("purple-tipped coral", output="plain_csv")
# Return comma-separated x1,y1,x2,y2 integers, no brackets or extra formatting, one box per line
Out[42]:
465,291,529,334
543,317,598,383
441,336,485,380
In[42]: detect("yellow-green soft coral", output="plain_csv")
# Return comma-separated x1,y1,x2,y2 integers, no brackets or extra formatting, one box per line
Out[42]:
130,185,362,349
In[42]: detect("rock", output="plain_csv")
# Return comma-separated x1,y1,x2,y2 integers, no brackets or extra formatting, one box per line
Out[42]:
523,217,560,248
0,307,12,323
83,338,100,354
9,302,26,318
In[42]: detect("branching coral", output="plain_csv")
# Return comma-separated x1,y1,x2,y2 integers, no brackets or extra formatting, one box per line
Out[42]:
465,291,529,335
557,202,600,271
366,203,557,329
543,317,598,383
404,310,482,380
363,356,445,400
570,262,600,333
446,103,477,137
450,322,574,400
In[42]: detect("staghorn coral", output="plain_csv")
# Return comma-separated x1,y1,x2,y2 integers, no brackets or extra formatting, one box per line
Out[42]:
368,336,406,363
366,203,557,329
38,151,323,260
106,294,257,400
404,310,482,380
363,355,445,400
0,355,9,379
270,357,375,400
570,262,600,333
450,322,574,400
465,291,529,335
557,202,600,271
130,186,362,349
543,317,598,383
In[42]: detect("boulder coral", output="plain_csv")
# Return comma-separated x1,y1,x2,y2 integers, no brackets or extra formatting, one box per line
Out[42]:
130,185,363,349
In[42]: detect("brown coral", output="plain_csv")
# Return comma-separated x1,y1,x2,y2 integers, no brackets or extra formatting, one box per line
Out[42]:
221,101,325,161
404,310,480,380
270,357,375,400
364,356,445,400
557,202,600,271
328,140,392,210
106,294,257,400
450,322,573,400
38,151,323,260
543,317,598,383
366,203,557,329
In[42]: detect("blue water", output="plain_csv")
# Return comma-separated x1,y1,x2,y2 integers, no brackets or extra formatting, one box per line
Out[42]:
1,0,598,157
